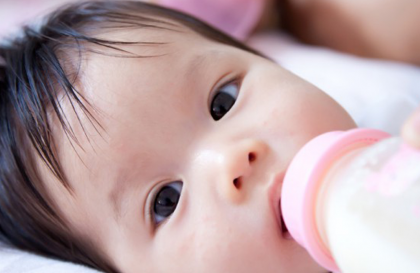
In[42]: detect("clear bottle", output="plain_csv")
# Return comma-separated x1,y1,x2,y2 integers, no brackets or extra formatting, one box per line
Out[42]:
281,128,420,273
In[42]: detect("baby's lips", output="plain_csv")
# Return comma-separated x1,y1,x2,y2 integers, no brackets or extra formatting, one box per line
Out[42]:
269,172,292,239
278,201,292,240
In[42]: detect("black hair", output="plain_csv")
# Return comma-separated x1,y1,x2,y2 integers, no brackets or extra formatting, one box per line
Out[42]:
0,1,262,272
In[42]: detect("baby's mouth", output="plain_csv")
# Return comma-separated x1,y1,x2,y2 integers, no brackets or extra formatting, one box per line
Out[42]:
270,172,293,240
279,201,293,240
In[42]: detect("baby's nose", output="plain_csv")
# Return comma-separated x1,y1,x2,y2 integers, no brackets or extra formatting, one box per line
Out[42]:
216,139,268,204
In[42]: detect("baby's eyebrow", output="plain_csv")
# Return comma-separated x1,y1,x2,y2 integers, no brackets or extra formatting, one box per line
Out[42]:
184,50,221,79
185,53,207,78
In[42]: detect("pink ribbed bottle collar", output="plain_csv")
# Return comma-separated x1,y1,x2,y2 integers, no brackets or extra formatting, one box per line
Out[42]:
281,128,390,272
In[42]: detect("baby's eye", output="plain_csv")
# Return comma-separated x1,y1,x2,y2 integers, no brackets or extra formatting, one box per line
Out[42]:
152,181,183,226
210,80,239,121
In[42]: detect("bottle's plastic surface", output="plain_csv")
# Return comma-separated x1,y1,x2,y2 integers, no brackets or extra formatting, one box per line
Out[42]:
281,128,420,273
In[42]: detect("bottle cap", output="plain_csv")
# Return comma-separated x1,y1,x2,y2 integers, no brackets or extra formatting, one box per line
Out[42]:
281,128,390,272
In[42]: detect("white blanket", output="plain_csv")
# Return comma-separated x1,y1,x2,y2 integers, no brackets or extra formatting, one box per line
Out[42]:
1,32,420,273
0,244,99,273
248,32,420,136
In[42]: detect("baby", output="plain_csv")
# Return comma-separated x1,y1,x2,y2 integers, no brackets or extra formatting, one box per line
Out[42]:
0,1,392,273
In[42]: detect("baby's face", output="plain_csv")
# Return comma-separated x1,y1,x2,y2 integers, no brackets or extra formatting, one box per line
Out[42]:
43,24,355,273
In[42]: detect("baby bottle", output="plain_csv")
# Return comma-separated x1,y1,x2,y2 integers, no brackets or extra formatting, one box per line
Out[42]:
281,128,420,273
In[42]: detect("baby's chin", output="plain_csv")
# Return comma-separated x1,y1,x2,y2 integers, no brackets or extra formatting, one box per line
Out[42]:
291,244,329,273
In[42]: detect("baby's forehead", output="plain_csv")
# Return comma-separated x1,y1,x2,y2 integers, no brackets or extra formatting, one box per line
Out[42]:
92,18,205,50
56,25,224,145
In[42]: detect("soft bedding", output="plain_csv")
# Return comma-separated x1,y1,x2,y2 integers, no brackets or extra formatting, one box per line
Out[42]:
0,244,99,273
1,3,420,273
248,32,420,136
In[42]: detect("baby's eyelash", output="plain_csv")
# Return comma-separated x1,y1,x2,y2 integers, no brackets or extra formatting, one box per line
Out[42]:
209,77,241,121
150,181,183,227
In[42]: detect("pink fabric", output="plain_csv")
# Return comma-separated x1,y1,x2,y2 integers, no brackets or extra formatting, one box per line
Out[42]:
157,0,265,40
0,0,73,40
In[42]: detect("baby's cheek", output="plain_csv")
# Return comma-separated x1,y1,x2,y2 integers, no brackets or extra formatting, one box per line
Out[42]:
171,222,232,269
159,217,275,272
153,218,236,272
